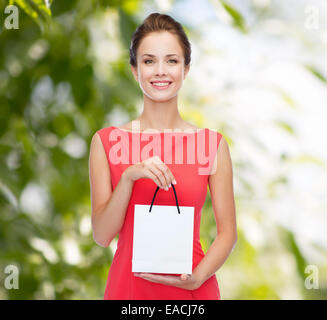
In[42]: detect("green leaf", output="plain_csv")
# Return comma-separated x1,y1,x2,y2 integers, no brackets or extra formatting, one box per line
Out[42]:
220,0,247,33
304,64,327,83
275,120,295,135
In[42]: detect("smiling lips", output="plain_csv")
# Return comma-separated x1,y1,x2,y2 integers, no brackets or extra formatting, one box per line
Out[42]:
151,81,172,90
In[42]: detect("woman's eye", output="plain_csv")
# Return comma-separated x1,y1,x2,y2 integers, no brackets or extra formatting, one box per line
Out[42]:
144,59,178,64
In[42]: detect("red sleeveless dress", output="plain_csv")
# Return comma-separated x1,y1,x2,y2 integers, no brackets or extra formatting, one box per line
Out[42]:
97,126,223,300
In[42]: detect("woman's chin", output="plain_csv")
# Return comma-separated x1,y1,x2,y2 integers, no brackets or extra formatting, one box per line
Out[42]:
143,92,178,102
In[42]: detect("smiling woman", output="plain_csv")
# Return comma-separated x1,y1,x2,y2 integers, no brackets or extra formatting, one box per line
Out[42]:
89,12,237,300
128,13,191,106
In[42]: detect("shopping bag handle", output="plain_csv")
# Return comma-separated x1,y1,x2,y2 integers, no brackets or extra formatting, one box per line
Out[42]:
149,184,181,214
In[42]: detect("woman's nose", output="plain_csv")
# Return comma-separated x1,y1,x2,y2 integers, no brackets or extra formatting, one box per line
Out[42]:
155,61,166,75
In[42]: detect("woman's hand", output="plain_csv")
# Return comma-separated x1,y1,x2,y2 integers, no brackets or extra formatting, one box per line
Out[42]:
133,272,203,291
122,156,177,190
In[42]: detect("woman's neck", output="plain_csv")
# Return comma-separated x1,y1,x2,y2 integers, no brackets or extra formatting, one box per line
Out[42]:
136,103,185,131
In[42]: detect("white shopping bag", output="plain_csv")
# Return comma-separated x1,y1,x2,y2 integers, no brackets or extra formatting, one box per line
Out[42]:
132,185,194,274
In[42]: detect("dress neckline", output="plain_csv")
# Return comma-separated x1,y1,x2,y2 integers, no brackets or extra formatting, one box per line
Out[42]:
111,126,206,135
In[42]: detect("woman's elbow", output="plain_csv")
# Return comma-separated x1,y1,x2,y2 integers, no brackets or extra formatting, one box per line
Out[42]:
92,230,111,248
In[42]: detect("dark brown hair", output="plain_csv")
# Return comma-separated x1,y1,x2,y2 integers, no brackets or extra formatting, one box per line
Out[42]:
129,13,191,67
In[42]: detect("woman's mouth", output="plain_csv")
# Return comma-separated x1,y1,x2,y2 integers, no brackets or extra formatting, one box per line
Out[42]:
151,81,172,90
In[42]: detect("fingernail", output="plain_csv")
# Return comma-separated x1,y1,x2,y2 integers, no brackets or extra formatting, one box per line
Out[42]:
169,184,171,188
165,186,168,191
172,179,177,185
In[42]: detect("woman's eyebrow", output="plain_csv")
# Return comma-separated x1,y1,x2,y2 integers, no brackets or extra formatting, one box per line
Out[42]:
142,54,179,57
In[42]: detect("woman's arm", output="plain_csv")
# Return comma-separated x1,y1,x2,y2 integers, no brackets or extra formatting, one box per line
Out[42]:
193,135,237,285
89,132,134,248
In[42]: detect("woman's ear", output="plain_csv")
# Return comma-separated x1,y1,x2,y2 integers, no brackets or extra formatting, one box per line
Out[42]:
131,65,138,82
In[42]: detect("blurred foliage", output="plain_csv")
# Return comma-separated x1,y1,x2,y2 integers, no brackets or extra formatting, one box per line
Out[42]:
220,0,247,33
0,0,142,299
304,64,327,83
9,0,52,32
0,0,326,300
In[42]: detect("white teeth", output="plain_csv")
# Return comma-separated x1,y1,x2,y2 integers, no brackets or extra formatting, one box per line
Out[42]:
152,82,170,86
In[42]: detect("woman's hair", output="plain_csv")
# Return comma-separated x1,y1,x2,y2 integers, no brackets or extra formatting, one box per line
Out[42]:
129,13,191,68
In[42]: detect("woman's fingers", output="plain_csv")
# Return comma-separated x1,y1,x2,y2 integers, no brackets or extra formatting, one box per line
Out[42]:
153,164,171,189
143,158,165,188
143,168,164,189
180,274,191,281
151,157,170,189
146,165,167,189
152,157,176,189
143,156,177,190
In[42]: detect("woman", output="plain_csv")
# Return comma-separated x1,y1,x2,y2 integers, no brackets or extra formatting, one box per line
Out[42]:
89,13,237,300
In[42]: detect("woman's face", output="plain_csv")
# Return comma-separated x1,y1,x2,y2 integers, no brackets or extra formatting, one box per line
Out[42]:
131,31,190,102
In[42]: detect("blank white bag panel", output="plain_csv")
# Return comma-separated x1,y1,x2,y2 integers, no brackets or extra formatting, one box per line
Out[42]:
132,204,194,274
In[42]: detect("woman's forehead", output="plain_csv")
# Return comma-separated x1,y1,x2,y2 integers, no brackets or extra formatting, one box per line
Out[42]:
139,32,181,49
